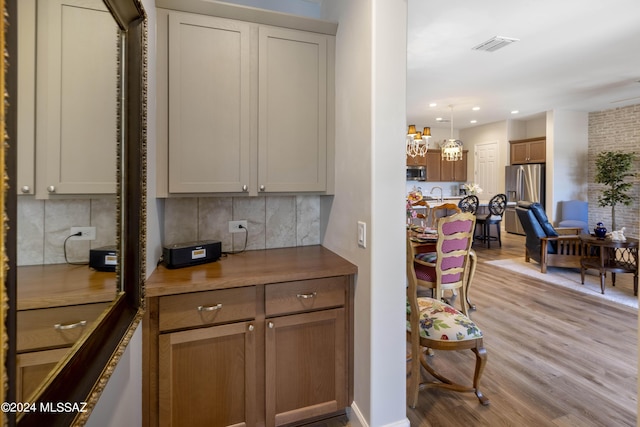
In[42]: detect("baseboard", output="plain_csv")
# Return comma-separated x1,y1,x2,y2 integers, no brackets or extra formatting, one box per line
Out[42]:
348,403,410,427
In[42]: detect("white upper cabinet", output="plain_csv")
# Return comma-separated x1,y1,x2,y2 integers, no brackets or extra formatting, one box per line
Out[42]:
34,0,119,197
167,13,251,193
257,27,327,193
157,6,335,196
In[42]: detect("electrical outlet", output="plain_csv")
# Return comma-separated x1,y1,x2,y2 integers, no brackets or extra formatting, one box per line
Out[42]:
70,226,96,241
229,220,248,233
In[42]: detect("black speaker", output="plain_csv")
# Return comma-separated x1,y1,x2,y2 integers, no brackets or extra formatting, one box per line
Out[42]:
162,240,222,269
89,245,118,272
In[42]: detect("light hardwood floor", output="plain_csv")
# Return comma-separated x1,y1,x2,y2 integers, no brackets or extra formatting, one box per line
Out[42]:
323,231,637,427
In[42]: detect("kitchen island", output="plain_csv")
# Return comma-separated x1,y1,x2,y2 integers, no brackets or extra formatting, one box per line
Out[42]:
143,245,357,427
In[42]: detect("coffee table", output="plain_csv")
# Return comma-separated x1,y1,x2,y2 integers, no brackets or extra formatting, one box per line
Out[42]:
579,235,638,295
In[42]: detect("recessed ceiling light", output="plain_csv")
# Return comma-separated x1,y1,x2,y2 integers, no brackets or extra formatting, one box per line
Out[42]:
436,117,444,121
511,110,519,114
429,103,437,107
472,106,480,111
470,120,477,124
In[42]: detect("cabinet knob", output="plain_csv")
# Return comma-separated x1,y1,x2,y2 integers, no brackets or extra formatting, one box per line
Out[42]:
21,185,30,194
197,303,223,312
242,184,248,192
47,185,56,193
248,324,254,332
268,321,274,329
259,185,265,192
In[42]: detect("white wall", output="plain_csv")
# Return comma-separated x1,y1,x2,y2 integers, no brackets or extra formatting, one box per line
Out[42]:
322,1,408,426
546,110,589,221
85,326,142,427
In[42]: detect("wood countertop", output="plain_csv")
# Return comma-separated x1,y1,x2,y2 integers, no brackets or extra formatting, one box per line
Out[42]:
18,264,118,310
147,245,358,298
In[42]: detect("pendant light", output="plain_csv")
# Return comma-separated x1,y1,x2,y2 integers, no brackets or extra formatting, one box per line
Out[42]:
406,125,431,157
440,105,463,161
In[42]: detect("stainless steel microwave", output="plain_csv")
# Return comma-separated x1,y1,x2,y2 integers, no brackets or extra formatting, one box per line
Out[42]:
406,166,426,181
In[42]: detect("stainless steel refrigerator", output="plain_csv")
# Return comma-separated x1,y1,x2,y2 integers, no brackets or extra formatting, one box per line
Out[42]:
504,164,545,235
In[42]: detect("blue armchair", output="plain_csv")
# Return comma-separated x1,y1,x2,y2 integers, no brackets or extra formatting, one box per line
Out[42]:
557,200,588,234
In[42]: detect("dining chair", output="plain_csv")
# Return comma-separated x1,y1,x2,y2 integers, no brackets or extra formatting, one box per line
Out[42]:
407,211,476,315
429,203,461,228
458,195,479,214
406,212,489,407
475,193,507,248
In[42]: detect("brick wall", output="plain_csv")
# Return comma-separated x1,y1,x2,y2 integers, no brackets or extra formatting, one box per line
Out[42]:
588,104,640,239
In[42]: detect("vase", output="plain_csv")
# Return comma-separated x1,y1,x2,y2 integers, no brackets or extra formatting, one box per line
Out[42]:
594,222,607,238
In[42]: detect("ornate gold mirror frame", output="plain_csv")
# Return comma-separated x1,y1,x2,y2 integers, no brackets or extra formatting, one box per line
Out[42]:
4,0,147,425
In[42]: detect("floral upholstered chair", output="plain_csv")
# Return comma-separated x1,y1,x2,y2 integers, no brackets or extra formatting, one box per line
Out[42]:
406,212,489,407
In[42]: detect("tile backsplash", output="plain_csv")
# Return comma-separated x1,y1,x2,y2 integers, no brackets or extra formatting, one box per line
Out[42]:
163,195,321,253
17,195,321,267
17,197,117,266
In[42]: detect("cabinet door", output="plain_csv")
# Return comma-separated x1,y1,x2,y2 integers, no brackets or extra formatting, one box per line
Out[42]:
17,0,36,195
265,308,346,427
527,140,546,163
16,348,69,401
168,13,251,193
258,27,327,193
36,0,119,196
510,142,529,164
159,322,256,427
440,159,454,181
453,152,468,182
406,154,426,167
425,151,441,181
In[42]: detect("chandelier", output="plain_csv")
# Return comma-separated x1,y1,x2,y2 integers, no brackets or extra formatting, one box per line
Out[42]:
440,106,463,161
406,125,431,158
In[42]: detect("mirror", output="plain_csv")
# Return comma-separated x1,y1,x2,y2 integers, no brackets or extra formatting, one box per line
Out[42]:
15,0,121,405
5,0,147,424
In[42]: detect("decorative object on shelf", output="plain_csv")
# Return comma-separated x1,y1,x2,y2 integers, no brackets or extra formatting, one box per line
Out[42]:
594,150,637,230
610,227,627,242
594,222,607,239
440,105,463,161
406,125,431,158
463,182,483,196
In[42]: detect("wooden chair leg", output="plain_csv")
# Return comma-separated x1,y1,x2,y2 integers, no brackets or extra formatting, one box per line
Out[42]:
472,345,490,405
408,336,422,408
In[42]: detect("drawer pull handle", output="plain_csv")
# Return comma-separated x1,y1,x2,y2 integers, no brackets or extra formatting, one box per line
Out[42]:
248,324,254,332
268,322,274,329
198,303,223,312
296,292,317,299
54,320,87,330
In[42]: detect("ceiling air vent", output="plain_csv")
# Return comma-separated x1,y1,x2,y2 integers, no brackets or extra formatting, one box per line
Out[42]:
472,36,519,52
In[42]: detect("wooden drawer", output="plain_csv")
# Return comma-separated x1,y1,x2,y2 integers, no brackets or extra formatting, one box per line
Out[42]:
159,286,256,332
17,302,110,353
265,277,347,317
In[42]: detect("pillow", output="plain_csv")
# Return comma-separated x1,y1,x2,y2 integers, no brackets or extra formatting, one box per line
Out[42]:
415,252,437,263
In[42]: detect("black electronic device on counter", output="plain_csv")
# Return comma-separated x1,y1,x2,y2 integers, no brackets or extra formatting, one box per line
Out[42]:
90,245,118,272
162,240,222,269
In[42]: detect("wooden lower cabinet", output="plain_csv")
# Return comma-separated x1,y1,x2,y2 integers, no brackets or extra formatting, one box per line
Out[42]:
266,309,346,426
145,274,353,427
159,322,257,427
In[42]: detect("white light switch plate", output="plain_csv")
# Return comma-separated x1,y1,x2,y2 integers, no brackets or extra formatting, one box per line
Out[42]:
357,221,366,248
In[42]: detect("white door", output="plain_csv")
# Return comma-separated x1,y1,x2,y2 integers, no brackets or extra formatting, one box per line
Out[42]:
474,141,499,199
